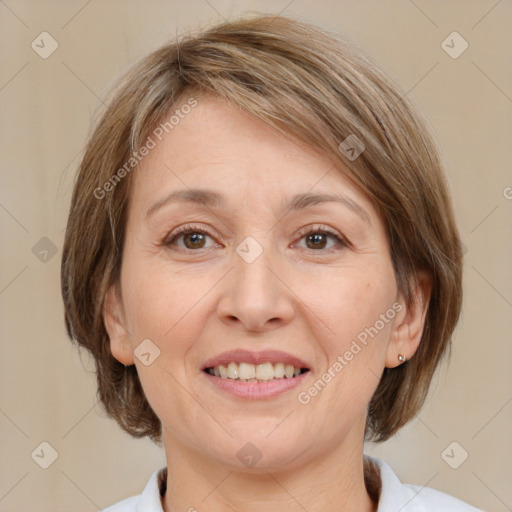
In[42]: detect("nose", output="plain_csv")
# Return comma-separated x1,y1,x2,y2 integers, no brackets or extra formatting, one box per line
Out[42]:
216,244,295,334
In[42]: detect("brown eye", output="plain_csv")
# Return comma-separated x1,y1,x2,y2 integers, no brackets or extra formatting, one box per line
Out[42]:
296,226,347,252
181,231,207,249
166,225,217,251
305,232,329,250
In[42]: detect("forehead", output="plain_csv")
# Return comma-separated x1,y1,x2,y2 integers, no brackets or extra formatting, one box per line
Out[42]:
129,95,377,222
140,95,331,174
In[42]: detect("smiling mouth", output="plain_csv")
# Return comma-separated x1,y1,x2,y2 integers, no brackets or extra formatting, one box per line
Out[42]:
204,362,310,382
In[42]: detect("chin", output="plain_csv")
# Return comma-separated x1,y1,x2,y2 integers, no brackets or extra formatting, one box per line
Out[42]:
208,424,309,471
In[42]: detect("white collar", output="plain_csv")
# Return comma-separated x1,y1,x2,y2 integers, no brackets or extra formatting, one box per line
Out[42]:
105,454,483,512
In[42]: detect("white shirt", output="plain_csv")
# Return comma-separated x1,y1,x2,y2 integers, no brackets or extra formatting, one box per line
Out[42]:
103,455,484,511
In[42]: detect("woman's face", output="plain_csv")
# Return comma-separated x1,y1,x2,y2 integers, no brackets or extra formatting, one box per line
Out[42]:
106,95,417,471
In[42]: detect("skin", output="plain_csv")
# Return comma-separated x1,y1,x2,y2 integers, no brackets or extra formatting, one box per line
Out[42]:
104,94,430,512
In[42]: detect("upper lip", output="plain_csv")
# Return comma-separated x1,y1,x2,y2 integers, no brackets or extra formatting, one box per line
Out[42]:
201,349,311,370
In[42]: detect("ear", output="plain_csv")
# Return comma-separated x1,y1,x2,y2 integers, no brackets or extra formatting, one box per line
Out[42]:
103,283,134,366
385,270,432,368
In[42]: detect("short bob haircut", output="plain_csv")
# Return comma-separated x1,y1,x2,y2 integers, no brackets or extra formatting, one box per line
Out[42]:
61,13,463,444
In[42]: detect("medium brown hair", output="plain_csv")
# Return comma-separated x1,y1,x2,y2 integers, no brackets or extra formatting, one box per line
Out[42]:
61,13,463,443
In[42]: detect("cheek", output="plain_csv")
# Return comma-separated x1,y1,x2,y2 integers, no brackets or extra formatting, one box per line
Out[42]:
119,262,206,418
120,257,210,361
313,262,397,367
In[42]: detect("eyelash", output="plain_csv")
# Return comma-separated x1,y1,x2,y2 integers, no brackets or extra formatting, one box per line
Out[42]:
164,224,348,253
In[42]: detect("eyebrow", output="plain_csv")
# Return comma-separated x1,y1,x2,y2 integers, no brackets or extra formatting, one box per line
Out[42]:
145,188,372,226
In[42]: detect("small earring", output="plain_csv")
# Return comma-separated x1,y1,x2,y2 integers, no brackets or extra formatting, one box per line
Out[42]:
398,354,407,363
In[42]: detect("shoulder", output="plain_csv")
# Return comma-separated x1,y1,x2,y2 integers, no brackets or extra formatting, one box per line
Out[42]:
366,455,485,512
101,467,167,512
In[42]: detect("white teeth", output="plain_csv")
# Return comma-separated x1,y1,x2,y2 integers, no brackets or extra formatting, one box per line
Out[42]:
227,362,239,379
239,362,256,380
207,361,307,381
255,362,274,380
274,362,285,378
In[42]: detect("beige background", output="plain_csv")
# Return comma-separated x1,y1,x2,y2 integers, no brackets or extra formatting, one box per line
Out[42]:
1,1,511,511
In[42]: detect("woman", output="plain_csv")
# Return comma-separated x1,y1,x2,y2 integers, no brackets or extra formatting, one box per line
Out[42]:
61,13,484,512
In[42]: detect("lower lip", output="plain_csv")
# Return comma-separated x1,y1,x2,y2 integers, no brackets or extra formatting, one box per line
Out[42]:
201,370,310,399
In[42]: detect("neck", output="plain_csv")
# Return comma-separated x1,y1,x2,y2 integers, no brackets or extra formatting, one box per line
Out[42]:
161,428,378,512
